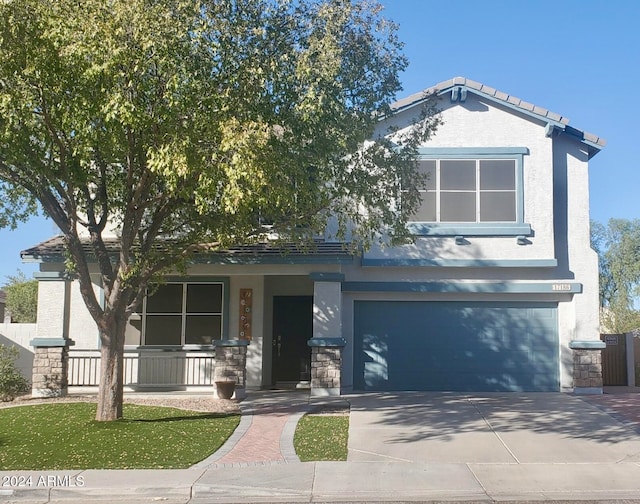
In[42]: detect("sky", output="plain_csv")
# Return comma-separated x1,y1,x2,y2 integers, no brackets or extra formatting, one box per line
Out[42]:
0,0,638,285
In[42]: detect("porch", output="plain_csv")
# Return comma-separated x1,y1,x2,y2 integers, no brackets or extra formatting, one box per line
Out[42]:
33,339,249,399
30,269,348,398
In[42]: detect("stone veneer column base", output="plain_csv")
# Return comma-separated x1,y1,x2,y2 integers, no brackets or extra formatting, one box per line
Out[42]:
308,338,346,397
30,338,74,398
213,340,250,400
569,340,606,395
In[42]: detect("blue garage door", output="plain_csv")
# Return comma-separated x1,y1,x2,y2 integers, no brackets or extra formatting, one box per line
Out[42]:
354,301,558,392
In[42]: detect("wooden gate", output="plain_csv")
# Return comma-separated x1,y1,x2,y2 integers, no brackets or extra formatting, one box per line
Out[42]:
600,334,627,386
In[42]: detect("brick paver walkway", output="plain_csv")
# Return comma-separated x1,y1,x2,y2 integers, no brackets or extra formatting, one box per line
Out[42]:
216,406,291,464
194,391,314,467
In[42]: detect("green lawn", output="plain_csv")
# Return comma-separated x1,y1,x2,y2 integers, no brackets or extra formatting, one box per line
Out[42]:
294,414,349,461
0,402,239,470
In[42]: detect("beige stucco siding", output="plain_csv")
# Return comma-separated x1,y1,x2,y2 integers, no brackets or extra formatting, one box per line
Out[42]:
371,93,556,263
35,280,67,340
67,278,100,348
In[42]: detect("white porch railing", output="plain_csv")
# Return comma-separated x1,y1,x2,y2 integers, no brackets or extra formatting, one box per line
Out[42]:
67,349,216,387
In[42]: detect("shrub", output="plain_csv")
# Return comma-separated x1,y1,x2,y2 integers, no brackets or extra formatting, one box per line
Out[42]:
0,344,30,401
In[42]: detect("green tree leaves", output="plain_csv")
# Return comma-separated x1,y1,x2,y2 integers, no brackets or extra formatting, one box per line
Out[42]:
0,0,440,419
3,271,38,323
591,219,640,332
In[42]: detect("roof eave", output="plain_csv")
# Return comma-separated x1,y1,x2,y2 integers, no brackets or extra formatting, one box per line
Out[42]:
388,77,606,155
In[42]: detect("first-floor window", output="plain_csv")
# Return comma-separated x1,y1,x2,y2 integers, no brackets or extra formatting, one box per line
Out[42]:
141,282,223,346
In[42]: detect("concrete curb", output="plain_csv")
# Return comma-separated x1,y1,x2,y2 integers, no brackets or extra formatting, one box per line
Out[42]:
5,463,640,503
280,407,309,463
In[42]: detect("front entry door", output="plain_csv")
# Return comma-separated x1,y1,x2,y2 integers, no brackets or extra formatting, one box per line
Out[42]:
272,296,313,386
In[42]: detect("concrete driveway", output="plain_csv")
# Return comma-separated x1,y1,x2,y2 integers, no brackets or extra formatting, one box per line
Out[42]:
346,392,640,464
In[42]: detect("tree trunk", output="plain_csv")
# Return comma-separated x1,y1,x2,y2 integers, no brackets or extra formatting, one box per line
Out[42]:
95,314,127,421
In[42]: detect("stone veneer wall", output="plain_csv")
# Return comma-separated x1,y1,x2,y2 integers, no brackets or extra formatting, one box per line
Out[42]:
572,348,603,389
568,341,605,394
311,347,341,389
213,340,249,399
309,338,346,397
31,345,69,397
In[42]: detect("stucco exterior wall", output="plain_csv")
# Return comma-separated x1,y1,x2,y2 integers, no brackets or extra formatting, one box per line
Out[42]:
67,278,100,348
561,138,599,342
0,323,37,380
373,93,556,263
35,280,67,340
554,134,600,390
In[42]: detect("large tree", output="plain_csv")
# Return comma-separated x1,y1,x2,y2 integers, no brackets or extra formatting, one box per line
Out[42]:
591,219,640,333
0,0,440,420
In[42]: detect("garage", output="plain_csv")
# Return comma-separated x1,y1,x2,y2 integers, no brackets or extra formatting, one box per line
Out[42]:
354,301,559,392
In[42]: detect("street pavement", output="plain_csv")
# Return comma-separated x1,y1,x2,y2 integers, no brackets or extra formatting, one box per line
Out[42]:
2,389,640,503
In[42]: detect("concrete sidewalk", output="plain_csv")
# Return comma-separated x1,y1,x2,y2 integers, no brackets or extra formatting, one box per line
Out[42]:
3,390,640,503
4,461,640,503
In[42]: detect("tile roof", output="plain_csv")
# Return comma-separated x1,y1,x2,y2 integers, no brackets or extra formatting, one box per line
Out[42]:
21,235,354,263
391,76,606,150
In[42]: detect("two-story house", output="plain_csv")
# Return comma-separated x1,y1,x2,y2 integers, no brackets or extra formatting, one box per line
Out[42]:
23,77,606,397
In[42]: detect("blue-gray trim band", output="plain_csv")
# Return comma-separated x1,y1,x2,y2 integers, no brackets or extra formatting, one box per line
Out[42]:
417,147,529,155
569,341,606,350
30,338,75,347
407,223,532,237
33,271,69,281
342,281,582,294
309,272,345,282
360,258,557,268
213,339,250,347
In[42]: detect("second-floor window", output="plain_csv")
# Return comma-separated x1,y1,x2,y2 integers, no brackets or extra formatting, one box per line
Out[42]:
411,158,517,223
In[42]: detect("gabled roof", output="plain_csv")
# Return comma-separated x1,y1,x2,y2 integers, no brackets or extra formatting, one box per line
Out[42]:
391,76,605,158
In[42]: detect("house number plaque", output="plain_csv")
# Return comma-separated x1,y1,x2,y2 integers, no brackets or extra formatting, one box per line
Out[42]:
239,288,252,340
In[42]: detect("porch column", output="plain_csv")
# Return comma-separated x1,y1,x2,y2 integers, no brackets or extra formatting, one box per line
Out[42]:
309,272,345,396
30,338,74,397
569,340,606,394
213,339,250,400
310,272,344,340
30,274,74,397
308,338,346,397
